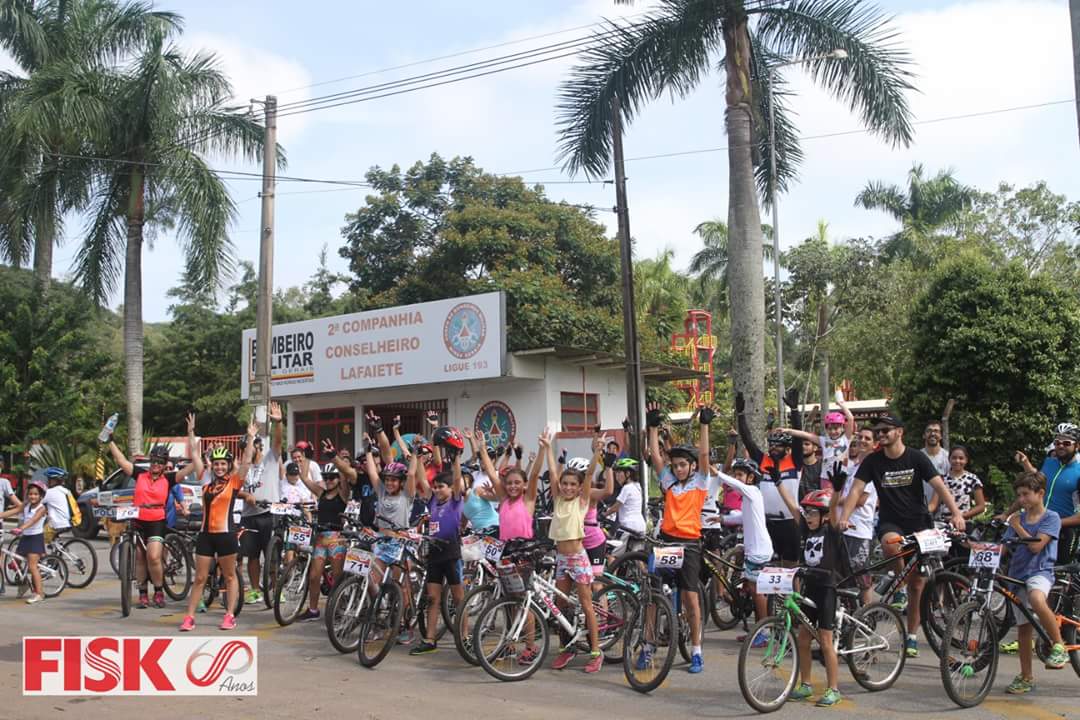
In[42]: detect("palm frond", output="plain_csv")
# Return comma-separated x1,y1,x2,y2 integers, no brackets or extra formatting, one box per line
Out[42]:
854,179,906,220
73,170,127,305
0,0,47,70
74,0,183,64
749,40,805,203
755,0,916,147
556,0,725,177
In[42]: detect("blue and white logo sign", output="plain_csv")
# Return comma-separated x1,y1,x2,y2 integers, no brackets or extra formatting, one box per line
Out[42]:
443,302,487,359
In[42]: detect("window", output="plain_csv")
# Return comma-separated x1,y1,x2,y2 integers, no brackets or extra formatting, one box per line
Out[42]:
295,407,356,454
560,392,599,432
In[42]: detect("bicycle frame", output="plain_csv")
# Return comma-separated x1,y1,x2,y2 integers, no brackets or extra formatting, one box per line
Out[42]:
764,593,891,660
971,567,1080,653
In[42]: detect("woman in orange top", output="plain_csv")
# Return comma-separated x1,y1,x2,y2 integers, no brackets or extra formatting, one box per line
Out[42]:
180,417,256,632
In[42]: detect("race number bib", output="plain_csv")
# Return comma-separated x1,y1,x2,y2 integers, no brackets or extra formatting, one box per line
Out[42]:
653,546,685,570
344,548,372,576
114,505,139,521
232,498,245,523
968,542,1003,570
482,537,505,563
286,525,312,547
497,560,525,594
757,567,797,595
429,520,440,536
270,503,299,517
915,528,949,554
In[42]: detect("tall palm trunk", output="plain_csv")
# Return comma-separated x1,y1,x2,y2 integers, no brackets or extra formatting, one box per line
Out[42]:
123,169,146,455
723,14,766,442
31,175,57,292
1072,0,1080,146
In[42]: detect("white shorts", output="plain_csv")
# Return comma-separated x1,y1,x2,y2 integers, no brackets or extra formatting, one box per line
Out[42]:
1015,575,1054,626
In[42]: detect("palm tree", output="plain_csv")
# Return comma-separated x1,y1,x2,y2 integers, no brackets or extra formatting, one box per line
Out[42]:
0,0,179,288
854,163,976,264
556,0,915,439
634,247,690,341
69,28,277,453
689,218,775,315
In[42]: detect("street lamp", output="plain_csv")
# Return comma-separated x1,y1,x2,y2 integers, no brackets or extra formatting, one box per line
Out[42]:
767,48,847,417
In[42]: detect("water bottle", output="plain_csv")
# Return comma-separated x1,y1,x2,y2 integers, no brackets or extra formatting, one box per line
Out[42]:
874,570,895,596
98,413,119,443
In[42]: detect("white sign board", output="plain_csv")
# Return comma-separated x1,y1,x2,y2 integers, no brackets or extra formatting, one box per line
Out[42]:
240,292,505,398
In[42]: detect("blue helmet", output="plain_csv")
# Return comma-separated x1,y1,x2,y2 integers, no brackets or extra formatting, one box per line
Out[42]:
43,467,68,483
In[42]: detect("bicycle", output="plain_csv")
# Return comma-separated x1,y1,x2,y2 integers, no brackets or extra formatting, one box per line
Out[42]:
260,501,314,609
0,530,68,598
324,526,380,653
113,506,192,616
737,566,907,713
939,536,1080,707
273,518,344,626
4,527,96,589
452,530,511,665
471,538,636,682
355,529,428,668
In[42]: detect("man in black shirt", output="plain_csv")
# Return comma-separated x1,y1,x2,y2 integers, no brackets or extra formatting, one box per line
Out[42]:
837,412,965,659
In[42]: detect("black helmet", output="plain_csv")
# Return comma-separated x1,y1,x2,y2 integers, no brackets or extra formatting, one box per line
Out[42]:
321,462,340,479
668,444,698,463
149,445,170,463
285,461,300,476
767,431,793,448
731,458,762,480
433,426,465,451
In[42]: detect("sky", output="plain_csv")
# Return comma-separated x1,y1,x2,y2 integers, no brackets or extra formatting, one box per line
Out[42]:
3,0,1078,322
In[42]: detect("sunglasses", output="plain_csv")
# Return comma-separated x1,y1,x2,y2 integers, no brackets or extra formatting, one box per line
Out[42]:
1055,440,1075,447
873,428,894,436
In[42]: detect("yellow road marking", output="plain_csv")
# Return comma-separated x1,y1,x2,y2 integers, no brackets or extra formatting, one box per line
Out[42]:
983,699,1068,720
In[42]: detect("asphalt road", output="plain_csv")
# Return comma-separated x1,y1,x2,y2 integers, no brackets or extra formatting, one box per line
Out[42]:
3,538,1079,720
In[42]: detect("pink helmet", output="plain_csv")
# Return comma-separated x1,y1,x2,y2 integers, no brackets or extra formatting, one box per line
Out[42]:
824,411,846,426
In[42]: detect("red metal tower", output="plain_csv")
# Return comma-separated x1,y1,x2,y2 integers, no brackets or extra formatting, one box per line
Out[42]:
671,310,716,410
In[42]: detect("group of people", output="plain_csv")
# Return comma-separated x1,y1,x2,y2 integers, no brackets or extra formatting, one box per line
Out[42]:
5,394,1080,705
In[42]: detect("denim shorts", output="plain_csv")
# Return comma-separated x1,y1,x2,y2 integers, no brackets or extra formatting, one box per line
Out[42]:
743,553,773,584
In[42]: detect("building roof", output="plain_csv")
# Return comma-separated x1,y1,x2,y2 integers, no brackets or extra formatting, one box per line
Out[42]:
513,346,707,384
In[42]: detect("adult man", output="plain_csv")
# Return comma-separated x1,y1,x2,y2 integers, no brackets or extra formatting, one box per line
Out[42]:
0,459,21,512
799,438,823,499
838,413,965,658
921,421,949,507
237,402,284,604
1011,425,1080,563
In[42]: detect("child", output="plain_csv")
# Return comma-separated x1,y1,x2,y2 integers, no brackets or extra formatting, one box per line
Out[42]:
1,480,48,603
1003,471,1068,694
780,400,854,468
787,488,844,708
718,459,774,625
604,457,646,534
547,436,612,673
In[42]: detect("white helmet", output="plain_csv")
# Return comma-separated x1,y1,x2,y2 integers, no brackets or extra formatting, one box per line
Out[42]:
1056,422,1078,436
566,456,591,472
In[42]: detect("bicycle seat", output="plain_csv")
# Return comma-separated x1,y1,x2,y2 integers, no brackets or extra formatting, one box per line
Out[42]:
836,587,861,599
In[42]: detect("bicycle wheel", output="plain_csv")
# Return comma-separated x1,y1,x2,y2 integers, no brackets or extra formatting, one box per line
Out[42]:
737,615,799,714
708,574,741,631
59,537,97,589
273,557,309,626
623,592,677,693
846,602,906,691
119,540,134,617
263,536,282,609
1062,618,1080,678
110,538,121,576
3,536,18,585
326,575,366,653
202,559,220,609
161,535,192,601
454,582,499,666
921,571,971,657
358,582,403,668
609,551,650,589
939,600,998,708
474,597,549,682
676,598,692,663
440,583,456,637
594,582,637,661
40,554,68,597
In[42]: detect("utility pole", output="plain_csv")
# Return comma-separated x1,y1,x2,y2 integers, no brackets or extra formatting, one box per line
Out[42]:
253,95,277,419
1072,0,1080,146
612,95,646,521
767,83,785,420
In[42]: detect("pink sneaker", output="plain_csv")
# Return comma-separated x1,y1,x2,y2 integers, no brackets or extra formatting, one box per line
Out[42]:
584,652,604,673
552,649,576,670
153,591,166,608
179,616,195,632
219,613,237,631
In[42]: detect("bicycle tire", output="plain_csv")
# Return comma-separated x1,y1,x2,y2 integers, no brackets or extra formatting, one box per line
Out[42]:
263,536,282,609
677,605,692,663
622,591,677,693
609,551,650,589
846,602,906,691
161,534,192,601
202,558,220,609
325,574,366,653
440,583,456,637
594,582,637,661
274,557,308,626
119,540,134,617
921,570,971,658
474,597,549,682
3,536,19,585
939,600,998,708
109,539,121,576
59,537,97,589
40,554,68,598
358,582,403,668
1062,618,1080,678
708,573,741,631
737,615,799,713
454,581,499,666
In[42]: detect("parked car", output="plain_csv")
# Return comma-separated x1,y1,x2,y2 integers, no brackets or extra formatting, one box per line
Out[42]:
74,461,202,539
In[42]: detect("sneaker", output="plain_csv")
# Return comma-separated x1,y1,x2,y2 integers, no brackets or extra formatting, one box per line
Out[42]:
25,594,44,605
300,608,320,622
409,641,438,655
816,688,842,707
153,591,166,609
789,682,813,701
750,632,769,649
245,589,262,604
635,644,655,670
689,653,704,674
179,616,195,632
999,639,1019,654
905,637,919,658
396,628,415,645
1005,674,1034,695
219,613,237,631
552,648,577,670
1046,643,1068,669
138,592,150,609
196,599,208,614
519,646,540,664
584,651,603,673
891,591,908,611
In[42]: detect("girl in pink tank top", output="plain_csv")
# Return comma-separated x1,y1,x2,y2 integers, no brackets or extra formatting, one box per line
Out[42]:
468,427,542,541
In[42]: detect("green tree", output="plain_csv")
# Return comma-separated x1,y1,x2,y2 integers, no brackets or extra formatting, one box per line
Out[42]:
556,0,915,441
855,163,976,265
634,248,690,343
0,0,178,288
892,256,1080,504
688,218,775,316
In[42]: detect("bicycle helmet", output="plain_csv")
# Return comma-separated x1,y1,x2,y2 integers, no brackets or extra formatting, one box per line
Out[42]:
824,411,846,426
321,462,340,479
293,440,315,459
381,461,408,478
800,488,833,511
43,467,68,483
208,446,233,463
731,458,761,480
566,456,591,473
613,457,639,472
1055,422,1078,436
667,444,698,463
148,444,170,463
285,462,300,476
433,426,465,451
767,431,793,448
1064,426,1080,443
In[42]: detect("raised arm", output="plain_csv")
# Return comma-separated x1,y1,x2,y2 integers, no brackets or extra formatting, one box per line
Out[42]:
646,402,665,476
451,454,464,500
837,477,868,531
424,411,443,469
837,397,856,440
724,429,738,472
476,433,501,497
269,401,284,455
698,406,714,472
364,449,381,494
367,411,392,461
529,428,552,504
735,393,764,462
236,415,258,480
405,450,420,499
107,441,135,477
590,454,615,502
787,392,804,471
